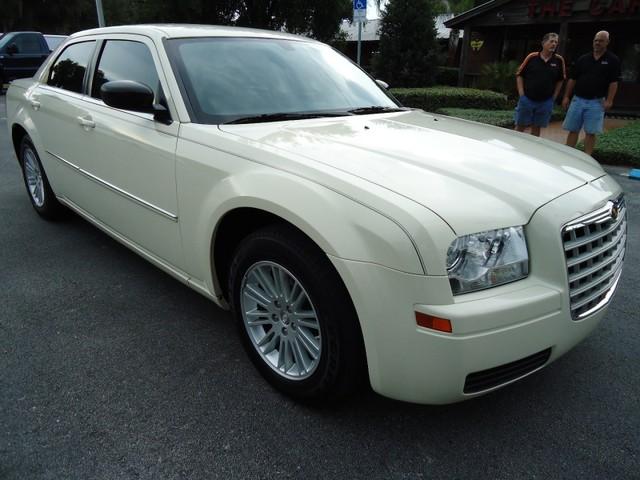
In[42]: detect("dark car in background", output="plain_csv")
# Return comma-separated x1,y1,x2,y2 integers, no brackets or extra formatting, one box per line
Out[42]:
0,31,63,90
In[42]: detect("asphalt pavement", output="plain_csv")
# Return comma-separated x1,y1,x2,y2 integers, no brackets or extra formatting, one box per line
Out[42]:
1,94,639,479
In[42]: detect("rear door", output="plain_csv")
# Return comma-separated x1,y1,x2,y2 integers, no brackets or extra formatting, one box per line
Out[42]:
28,40,97,199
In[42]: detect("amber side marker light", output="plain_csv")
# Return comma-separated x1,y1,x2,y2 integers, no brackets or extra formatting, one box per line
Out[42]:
415,312,453,333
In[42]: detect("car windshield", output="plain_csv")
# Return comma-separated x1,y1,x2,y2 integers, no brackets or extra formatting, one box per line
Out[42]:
167,37,401,124
0,33,16,50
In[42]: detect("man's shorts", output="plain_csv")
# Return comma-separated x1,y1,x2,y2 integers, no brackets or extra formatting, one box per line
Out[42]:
514,95,554,128
562,96,605,134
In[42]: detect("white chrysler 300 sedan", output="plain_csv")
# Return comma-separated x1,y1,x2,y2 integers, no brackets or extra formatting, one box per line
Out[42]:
6,25,627,404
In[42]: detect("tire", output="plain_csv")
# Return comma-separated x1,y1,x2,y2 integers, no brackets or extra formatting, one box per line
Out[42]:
228,224,366,401
19,136,65,220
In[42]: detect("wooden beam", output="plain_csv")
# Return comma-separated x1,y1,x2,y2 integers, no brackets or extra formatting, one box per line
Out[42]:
458,26,471,87
558,21,569,58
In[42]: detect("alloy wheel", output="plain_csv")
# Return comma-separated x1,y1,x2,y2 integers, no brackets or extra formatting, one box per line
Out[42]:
240,261,322,380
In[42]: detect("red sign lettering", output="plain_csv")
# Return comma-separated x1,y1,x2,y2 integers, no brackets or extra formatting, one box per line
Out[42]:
527,0,639,17
558,0,574,15
541,0,558,15
608,0,626,13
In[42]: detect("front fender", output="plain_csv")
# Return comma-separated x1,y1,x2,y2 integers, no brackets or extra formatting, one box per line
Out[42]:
175,144,425,298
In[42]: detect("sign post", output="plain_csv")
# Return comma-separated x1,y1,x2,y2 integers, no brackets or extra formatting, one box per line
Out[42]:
95,0,105,27
353,0,367,65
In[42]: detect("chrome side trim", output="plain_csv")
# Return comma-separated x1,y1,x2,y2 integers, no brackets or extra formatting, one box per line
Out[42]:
57,194,190,279
56,194,224,307
47,150,178,222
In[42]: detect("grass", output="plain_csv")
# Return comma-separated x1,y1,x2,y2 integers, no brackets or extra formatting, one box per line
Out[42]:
435,108,515,127
435,107,565,128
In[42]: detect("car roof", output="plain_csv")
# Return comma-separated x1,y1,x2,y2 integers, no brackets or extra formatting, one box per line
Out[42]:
71,24,319,44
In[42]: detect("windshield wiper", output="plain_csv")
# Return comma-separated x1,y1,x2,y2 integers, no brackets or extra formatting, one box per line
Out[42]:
347,106,409,115
224,111,351,125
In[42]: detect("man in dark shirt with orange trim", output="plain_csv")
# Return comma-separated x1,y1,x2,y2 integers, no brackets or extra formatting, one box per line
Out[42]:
562,31,621,156
514,33,566,137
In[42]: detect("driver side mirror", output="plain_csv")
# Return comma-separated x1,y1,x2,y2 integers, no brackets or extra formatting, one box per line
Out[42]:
6,43,19,55
375,79,389,90
101,80,172,125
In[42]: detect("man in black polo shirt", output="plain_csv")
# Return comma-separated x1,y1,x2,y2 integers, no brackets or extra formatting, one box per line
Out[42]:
514,32,566,137
562,31,621,156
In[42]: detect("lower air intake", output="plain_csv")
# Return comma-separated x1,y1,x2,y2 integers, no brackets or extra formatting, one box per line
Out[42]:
464,348,552,394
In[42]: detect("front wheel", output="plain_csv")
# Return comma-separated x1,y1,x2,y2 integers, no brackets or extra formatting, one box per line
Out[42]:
228,225,366,401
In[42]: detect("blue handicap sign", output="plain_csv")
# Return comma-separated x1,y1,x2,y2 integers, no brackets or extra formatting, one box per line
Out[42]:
353,0,366,21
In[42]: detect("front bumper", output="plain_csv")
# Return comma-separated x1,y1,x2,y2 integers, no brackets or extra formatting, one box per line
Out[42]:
329,175,624,404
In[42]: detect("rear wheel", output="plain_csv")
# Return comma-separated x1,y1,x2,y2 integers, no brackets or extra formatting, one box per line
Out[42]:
228,225,366,401
20,136,65,220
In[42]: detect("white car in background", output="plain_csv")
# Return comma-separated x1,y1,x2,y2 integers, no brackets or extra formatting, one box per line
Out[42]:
6,25,627,404
43,34,68,51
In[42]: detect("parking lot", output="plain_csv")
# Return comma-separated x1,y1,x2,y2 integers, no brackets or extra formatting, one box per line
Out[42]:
1,93,639,479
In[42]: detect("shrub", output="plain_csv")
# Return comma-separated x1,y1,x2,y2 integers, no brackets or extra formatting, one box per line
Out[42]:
477,61,520,100
435,67,459,86
390,87,509,111
579,120,640,166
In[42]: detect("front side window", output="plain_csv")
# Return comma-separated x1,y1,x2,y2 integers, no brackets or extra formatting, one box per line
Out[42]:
13,33,43,54
47,41,96,94
168,37,399,124
91,40,161,101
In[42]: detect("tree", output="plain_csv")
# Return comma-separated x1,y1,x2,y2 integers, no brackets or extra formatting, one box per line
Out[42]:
1,0,97,33
373,0,441,87
1,0,350,43
121,0,238,25
432,0,474,15
235,0,351,43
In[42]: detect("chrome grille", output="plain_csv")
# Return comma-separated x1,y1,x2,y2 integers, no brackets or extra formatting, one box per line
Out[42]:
562,196,627,320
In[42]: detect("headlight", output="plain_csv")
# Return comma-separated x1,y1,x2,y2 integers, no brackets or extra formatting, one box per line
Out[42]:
446,226,529,295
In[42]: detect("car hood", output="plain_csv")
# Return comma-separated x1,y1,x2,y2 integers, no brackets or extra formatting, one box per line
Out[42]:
219,110,605,234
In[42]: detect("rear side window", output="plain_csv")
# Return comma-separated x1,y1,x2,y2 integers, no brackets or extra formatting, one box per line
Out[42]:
91,40,160,101
47,41,95,94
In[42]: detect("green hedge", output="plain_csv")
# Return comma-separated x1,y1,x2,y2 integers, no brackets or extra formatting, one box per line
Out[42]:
390,87,509,111
435,107,565,128
580,120,640,167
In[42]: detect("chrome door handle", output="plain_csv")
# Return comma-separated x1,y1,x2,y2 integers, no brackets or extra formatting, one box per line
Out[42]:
77,116,96,130
30,100,41,110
